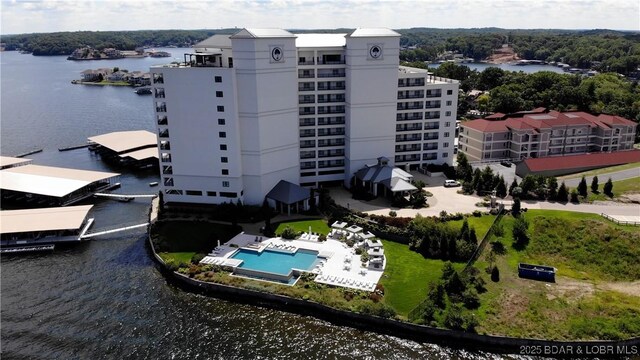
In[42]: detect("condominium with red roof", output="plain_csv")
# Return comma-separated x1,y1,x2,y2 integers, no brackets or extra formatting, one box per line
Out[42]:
458,109,637,162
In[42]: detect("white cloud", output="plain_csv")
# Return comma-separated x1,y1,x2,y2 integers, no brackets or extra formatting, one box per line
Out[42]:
1,0,638,34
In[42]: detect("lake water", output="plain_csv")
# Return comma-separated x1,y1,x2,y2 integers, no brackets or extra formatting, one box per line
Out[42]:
0,50,523,359
428,62,566,74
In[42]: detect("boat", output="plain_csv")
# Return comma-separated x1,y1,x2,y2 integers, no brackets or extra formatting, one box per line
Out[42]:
149,182,159,187
135,87,152,95
117,196,134,202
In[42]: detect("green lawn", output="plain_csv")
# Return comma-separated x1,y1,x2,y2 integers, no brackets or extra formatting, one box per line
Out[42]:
158,252,195,265
584,176,640,202
275,219,331,236
558,162,640,180
448,214,497,240
380,240,464,317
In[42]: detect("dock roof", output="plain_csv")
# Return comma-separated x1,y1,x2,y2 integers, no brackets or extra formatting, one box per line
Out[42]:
0,156,32,169
0,205,93,234
119,147,159,161
88,130,157,153
0,165,119,198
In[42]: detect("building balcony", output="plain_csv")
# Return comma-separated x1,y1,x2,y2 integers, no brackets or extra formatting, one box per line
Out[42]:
317,117,345,125
299,108,316,115
317,106,345,114
396,125,422,132
318,128,345,136
398,79,425,87
298,84,316,92
157,117,168,125
318,139,345,147
300,130,316,138
397,113,423,121
318,149,345,158
156,106,166,113
298,72,315,79
317,84,345,91
423,144,438,150
397,102,424,110
317,95,345,103
318,160,345,168
424,134,439,140
425,103,441,109
300,141,316,148
301,162,316,170
397,91,424,99
425,92,442,98
395,145,421,152
396,135,422,142
158,130,170,138
318,59,345,65
317,70,345,78
395,154,421,162
300,119,316,127
298,60,316,66
299,98,315,104
300,151,316,159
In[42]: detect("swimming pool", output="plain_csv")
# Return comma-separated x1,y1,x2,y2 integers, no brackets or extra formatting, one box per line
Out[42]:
231,248,319,276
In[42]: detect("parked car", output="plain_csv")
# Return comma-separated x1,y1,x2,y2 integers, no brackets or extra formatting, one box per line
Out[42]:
444,180,461,187
500,160,512,167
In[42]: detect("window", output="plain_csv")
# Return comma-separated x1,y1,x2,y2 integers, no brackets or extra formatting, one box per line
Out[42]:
222,169,229,175
220,191,236,198
219,132,226,138
186,190,202,196
217,105,224,112
216,91,223,98
214,76,222,83
445,111,451,116
445,121,451,127
444,132,450,137
222,181,230,188
218,119,225,125
207,191,217,196
220,144,227,151
228,58,233,68
446,100,452,106
447,90,453,95
443,142,449,148
221,157,228,163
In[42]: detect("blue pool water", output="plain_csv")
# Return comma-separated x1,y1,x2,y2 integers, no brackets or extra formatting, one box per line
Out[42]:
232,249,319,276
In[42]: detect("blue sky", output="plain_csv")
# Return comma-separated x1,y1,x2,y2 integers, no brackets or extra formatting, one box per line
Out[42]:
1,0,638,34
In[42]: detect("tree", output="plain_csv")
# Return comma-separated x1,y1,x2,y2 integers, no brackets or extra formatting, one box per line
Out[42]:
459,219,470,241
547,177,558,200
491,265,500,282
441,261,456,281
603,178,614,197
495,176,507,198
512,216,529,248
577,176,588,197
508,179,519,196
511,198,521,217
590,175,599,193
456,152,473,182
471,168,481,193
570,189,580,203
557,182,569,202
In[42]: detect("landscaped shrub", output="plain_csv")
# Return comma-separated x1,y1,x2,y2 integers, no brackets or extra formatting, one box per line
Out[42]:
512,216,530,249
472,210,482,217
191,253,206,264
388,210,397,217
570,189,580,203
280,226,298,239
577,176,588,197
603,178,614,197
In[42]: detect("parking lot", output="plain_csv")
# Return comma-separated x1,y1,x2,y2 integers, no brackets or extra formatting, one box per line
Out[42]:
472,161,520,186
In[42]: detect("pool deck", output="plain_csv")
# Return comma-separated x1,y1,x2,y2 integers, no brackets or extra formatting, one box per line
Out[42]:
200,232,384,291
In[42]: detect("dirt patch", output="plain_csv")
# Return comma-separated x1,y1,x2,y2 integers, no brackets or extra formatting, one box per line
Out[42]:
484,45,520,64
618,194,640,204
547,278,596,302
499,291,530,320
598,280,640,297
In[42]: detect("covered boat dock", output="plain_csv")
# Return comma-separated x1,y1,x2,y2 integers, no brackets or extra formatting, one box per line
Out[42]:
0,164,120,207
88,130,158,168
0,205,94,247
0,155,32,170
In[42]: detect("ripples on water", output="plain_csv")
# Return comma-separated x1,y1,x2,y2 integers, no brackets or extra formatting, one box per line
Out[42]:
1,50,525,359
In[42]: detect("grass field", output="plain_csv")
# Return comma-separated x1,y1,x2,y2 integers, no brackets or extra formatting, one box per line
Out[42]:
558,162,640,180
380,240,465,317
448,214,497,241
274,219,331,236
158,252,195,264
473,209,640,339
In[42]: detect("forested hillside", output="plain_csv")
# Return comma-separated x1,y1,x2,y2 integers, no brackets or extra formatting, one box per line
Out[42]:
3,28,639,74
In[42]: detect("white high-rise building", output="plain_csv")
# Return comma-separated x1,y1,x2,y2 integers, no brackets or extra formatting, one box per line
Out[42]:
151,28,458,206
